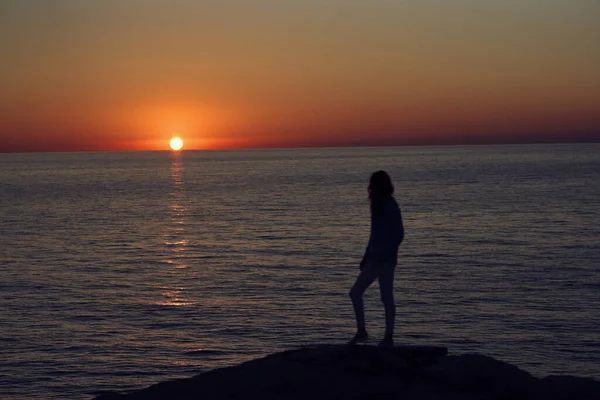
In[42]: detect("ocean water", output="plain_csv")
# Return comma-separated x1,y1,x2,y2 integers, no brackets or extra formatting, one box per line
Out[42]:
1,144,599,399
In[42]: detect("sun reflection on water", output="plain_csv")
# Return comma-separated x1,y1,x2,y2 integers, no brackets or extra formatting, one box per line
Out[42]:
156,153,197,307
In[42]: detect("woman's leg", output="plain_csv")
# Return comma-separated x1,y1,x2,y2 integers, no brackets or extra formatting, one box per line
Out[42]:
349,263,379,339
378,265,396,346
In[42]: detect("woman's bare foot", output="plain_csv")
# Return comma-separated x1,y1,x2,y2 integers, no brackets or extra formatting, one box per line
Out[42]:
377,334,394,348
347,330,369,345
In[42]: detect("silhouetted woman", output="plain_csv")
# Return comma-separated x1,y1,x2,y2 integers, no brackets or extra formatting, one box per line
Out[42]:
349,170,404,347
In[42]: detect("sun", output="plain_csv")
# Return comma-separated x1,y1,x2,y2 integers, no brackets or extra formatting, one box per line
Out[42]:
170,137,184,151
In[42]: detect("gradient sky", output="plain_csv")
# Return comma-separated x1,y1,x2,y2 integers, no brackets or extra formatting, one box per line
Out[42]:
1,0,599,152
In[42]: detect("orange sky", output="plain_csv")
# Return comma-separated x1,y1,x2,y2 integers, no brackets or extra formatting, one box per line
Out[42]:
1,1,599,152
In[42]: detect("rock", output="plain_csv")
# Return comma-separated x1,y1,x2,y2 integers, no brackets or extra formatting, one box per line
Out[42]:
420,354,539,399
537,375,600,400
92,345,600,400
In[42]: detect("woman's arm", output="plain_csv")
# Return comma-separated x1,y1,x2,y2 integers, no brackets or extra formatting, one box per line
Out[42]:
364,200,403,263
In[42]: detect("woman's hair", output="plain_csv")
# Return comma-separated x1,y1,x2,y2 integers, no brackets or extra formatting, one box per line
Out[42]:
369,170,394,204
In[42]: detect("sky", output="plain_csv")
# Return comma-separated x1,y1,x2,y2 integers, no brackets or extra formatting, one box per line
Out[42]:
1,0,599,152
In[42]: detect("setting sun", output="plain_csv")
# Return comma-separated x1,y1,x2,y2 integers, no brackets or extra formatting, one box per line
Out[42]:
169,137,184,151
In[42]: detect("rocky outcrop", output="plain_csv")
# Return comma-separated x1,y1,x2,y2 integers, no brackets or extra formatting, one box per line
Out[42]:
93,345,600,400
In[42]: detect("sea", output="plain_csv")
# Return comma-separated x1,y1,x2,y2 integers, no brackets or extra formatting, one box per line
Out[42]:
1,144,599,399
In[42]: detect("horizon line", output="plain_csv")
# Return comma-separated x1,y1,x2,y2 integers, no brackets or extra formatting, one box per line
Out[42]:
1,138,599,155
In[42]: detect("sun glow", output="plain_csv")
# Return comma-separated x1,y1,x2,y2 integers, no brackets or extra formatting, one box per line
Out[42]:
170,137,184,151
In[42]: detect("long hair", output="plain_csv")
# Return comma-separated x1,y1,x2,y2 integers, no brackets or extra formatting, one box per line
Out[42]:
369,170,394,213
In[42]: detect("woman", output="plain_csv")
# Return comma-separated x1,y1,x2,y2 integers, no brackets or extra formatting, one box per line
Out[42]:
349,170,404,347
